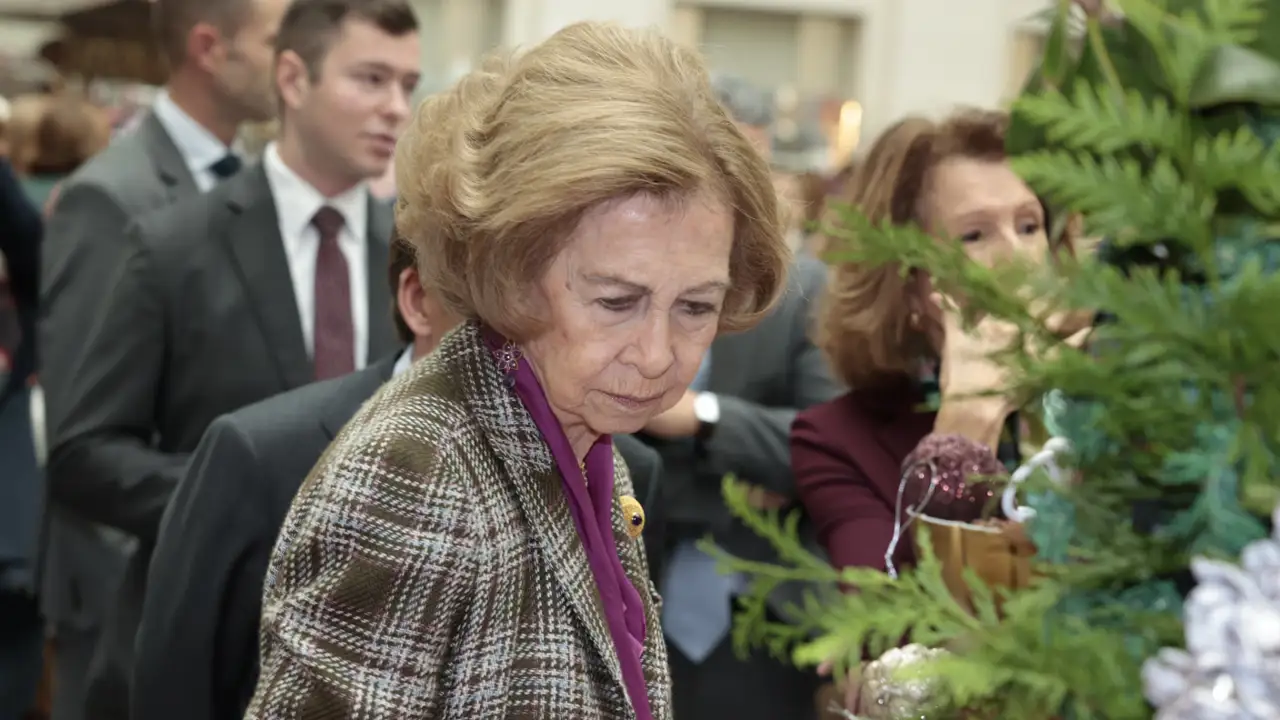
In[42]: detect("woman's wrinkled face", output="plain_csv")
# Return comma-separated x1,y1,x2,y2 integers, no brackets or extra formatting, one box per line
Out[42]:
922,156,1048,269
523,190,734,438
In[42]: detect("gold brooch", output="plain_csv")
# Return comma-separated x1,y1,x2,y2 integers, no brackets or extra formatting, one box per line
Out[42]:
619,495,645,539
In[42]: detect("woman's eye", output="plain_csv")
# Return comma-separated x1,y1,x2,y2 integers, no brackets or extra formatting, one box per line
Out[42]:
960,230,983,243
597,297,636,312
1020,222,1042,235
682,301,718,317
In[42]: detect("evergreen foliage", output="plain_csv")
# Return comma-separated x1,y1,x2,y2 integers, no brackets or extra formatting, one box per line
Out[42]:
708,1,1280,717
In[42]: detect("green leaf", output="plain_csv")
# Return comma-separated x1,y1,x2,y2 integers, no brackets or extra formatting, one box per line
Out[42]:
1190,43,1280,107
1010,151,1214,246
1013,83,1187,154
1041,0,1076,88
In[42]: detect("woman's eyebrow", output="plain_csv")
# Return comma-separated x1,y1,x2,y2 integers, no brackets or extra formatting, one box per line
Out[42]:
583,273,729,294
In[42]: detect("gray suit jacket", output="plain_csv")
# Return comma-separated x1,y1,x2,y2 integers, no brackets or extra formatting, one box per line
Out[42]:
647,255,843,609
60,164,398,718
38,112,198,630
134,355,398,720
48,162,396,538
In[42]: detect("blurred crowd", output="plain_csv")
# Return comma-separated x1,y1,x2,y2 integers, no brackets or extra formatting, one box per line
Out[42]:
0,1,1073,719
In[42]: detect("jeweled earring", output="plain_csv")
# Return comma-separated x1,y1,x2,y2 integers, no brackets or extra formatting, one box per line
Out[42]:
493,340,521,388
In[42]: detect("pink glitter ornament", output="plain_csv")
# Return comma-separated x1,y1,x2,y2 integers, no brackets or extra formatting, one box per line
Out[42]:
900,434,1006,524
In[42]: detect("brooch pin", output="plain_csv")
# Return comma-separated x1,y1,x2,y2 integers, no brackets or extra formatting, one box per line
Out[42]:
620,495,645,539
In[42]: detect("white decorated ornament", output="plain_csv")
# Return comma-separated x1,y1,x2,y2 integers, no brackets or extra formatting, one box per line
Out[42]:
1142,504,1280,719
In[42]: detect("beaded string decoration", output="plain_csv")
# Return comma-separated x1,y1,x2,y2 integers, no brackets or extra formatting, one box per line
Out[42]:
883,435,1071,578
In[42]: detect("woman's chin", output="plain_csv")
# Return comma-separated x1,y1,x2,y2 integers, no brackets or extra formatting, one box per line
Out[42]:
589,416,650,438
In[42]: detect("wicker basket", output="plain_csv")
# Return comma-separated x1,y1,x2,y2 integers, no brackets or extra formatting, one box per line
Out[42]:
923,518,1037,613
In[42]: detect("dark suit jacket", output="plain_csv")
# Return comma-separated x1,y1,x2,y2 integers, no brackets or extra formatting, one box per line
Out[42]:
132,352,665,720
790,377,934,573
0,158,40,406
49,165,397,718
48,163,396,542
614,434,666,586
645,255,842,608
0,159,43,593
38,112,204,634
133,355,397,720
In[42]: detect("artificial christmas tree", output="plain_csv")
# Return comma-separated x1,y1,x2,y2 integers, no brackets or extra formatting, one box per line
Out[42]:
709,1,1280,717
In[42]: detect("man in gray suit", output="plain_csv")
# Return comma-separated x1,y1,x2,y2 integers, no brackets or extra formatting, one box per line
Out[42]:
642,76,844,720
42,1,421,717
37,1,286,716
132,236,455,720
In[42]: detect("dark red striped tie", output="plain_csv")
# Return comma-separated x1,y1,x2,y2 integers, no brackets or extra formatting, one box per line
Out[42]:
311,206,355,380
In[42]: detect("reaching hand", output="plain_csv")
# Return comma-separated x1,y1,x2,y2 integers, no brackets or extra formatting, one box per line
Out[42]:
641,391,699,439
936,294,1020,402
817,658,866,715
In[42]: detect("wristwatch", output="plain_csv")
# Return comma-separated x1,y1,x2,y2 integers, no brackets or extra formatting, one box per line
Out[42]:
693,392,720,442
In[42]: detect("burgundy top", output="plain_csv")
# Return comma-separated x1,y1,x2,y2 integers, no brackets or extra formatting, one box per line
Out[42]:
483,330,652,719
791,379,935,573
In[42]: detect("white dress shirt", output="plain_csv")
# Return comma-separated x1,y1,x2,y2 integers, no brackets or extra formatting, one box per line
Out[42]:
393,346,413,377
262,143,370,370
151,91,234,192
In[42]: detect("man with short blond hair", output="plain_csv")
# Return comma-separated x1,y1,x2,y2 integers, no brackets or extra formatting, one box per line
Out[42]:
37,1,288,716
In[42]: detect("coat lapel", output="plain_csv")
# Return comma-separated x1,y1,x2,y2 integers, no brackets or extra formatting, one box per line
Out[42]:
221,167,313,389
364,199,395,360
137,112,198,202
608,450,670,715
450,324,631,706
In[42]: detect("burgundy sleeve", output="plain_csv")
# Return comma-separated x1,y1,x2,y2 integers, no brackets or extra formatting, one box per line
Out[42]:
790,411,912,573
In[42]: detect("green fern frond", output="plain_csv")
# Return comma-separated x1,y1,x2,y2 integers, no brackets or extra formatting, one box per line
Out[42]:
1195,0,1263,45
823,209,1042,327
1112,0,1220,103
1014,84,1187,154
1187,125,1280,207
1010,151,1214,246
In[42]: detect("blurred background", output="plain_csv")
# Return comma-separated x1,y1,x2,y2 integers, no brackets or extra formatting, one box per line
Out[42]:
0,0,1062,176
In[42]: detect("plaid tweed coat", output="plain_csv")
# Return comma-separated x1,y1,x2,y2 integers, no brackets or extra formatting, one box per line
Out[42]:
246,323,672,719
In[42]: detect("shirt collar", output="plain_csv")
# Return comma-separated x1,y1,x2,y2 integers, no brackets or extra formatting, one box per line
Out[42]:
262,142,368,239
151,90,232,177
392,346,413,377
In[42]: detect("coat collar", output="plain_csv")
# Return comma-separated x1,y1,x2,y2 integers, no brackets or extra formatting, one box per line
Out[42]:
136,112,199,200
219,166,396,389
441,322,668,716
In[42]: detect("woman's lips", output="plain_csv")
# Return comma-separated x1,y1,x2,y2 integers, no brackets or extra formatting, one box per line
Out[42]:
604,392,663,410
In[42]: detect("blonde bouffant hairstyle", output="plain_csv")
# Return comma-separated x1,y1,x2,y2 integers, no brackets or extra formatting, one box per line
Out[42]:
817,110,1014,388
394,22,789,342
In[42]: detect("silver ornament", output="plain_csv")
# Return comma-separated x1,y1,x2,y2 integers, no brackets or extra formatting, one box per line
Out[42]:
1142,503,1280,719
857,644,949,719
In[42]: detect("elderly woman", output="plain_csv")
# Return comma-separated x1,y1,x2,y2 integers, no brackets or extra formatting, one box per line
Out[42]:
793,110,1090,715
793,109,1062,577
246,21,788,720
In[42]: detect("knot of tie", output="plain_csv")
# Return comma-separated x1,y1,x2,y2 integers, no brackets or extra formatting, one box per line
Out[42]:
209,153,242,179
311,206,345,241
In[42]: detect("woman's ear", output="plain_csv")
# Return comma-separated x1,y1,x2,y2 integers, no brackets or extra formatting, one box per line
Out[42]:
396,267,433,341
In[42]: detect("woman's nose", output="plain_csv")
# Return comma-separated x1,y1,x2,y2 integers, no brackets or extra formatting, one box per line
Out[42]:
630,316,676,379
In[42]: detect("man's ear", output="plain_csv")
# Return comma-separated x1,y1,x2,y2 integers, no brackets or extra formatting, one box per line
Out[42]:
188,22,225,74
275,50,309,111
